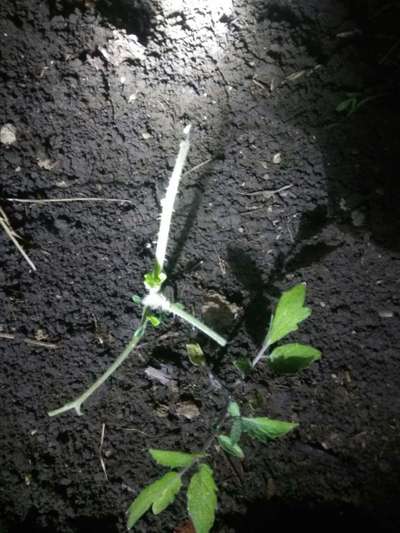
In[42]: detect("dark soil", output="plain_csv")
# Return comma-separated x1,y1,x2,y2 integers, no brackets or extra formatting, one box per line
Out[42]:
1,1,400,532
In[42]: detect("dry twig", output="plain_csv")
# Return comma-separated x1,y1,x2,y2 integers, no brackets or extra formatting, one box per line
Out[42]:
5,197,134,205
99,423,108,481
0,206,36,271
0,332,58,348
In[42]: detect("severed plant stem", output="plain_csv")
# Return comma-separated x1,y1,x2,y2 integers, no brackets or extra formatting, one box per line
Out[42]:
48,126,194,417
155,124,191,270
143,124,226,347
48,125,225,417
169,301,226,347
142,292,227,347
48,317,148,417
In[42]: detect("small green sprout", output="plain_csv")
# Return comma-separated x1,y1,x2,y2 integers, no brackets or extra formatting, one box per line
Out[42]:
143,261,167,291
146,313,161,327
217,434,244,459
253,283,321,370
217,400,297,461
128,284,321,532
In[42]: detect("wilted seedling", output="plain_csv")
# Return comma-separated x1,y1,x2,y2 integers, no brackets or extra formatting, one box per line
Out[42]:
48,126,226,418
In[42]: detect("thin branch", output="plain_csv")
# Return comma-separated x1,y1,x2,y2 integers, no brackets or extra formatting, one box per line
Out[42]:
0,332,58,348
0,333,15,340
183,157,213,177
0,207,37,271
239,184,293,197
5,197,134,205
24,338,59,349
379,37,400,64
99,423,108,481
48,318,148,417
180,410,230,478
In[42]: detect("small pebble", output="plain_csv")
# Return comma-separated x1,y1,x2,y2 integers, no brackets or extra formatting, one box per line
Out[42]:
378,310,394,318
0,123,17,145
351,209,365,227
272,152,281,164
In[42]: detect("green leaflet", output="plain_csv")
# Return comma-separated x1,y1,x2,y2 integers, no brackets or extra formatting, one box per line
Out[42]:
241,417,298,442
187,464,218,533
336,97,355,113
269,343,321,374
144,262,167,290
266,284,311,346
149,449,203,469
229,419,242,445
132,294,142,305
127,472,182,529
186,343,206,366
227,401,241,418
147,314,161,327
217,435,245,459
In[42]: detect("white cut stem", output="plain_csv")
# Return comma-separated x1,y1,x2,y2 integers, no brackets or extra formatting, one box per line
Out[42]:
155,125,191,270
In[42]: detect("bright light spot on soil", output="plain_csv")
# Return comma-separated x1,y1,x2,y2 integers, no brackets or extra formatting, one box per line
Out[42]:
162,0,233,19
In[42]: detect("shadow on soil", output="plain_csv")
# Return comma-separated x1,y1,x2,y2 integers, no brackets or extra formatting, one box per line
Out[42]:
48,0,156,43
222,499,395,533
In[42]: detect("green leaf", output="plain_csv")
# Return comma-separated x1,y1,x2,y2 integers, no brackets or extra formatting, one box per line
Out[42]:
227,401,240,418
266,284,311,346
230,419,242,445
269,343,321,374
187,464,218,533
132,294,142,305
127,472,182,529
217,435,245,459
186,343,206,366
144,262,167,290
147,314,161,327
241,417,298,442
336,98,352,113
149,449,203,469
152,473,182,514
